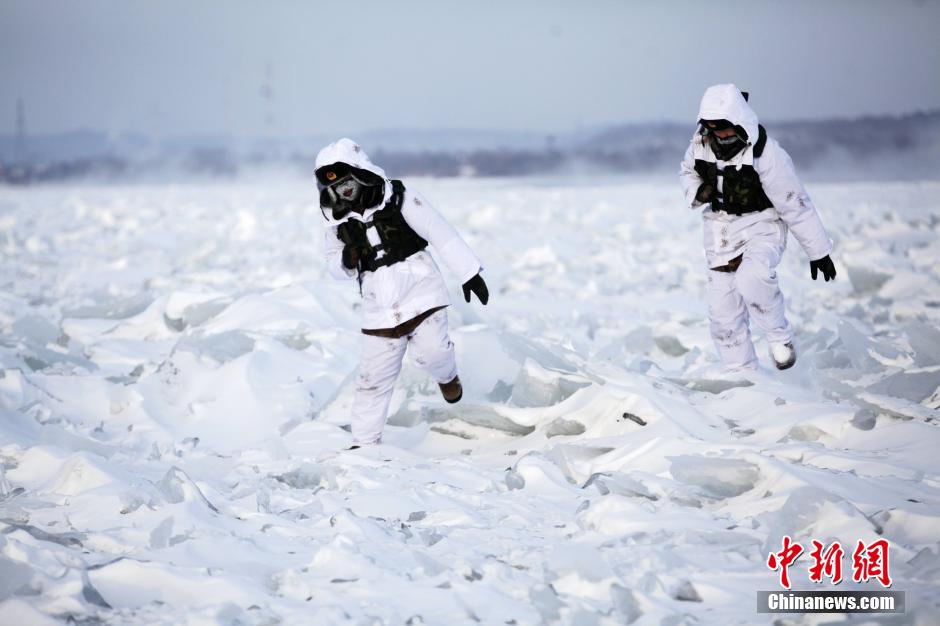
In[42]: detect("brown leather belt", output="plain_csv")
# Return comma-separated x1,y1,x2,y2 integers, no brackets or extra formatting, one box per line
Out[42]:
361,305,447,339
711,254,743,273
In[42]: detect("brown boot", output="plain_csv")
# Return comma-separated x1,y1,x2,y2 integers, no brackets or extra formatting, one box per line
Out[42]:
439,375,462,404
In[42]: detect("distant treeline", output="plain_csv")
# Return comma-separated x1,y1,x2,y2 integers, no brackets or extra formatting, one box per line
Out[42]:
2,111,938,184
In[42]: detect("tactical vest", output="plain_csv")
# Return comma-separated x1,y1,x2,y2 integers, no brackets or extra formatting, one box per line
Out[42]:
335,180,428,272
694,125,772,216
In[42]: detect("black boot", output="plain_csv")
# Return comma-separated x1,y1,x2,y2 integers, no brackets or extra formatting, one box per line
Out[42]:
439,375,462,404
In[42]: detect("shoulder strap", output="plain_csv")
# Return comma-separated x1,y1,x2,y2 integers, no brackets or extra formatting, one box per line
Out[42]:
387,179,405,211
753,125,768,158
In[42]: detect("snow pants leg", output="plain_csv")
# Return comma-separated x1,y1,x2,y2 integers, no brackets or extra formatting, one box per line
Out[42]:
351,334,407,445
406,309,458,385
734,241,793,347
707,269,758,371
350,310,457,445
706,225,792,371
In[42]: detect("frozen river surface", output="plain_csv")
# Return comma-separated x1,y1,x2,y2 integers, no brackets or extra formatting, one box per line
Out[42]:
1,177,939,625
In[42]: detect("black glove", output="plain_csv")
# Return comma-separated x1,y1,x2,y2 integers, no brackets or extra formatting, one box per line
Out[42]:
341,244,360,270
462,273,489,305
810,254,836,282
695,182,715,204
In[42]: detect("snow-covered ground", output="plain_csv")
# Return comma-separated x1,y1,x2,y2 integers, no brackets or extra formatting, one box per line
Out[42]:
1,175,939,625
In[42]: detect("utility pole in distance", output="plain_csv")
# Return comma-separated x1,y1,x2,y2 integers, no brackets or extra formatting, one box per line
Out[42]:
14,98,28,163
260,62,275,159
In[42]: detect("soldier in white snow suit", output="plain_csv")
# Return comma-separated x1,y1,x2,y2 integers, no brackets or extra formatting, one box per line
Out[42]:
679,84,837,372
317,138,488,446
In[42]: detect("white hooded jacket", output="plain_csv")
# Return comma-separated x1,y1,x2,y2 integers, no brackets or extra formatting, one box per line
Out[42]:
318,139,482,330
679,84,832,268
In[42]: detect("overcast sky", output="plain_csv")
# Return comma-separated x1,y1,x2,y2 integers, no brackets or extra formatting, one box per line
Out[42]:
2,0,939,139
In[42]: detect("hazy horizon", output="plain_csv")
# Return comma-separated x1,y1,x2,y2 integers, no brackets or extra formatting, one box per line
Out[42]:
5,105,940,145
3,0,940,141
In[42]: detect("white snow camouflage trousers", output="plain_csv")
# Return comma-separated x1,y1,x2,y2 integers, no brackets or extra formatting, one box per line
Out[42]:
706,222,793,371
352,309,457,445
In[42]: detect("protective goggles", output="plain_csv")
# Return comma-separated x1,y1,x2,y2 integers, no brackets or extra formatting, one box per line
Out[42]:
699,118,735,132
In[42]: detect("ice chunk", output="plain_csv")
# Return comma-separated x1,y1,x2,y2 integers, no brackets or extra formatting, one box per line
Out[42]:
858,391,936,421
596,326,655,361
781,424,829,443
510,451,578,493
420,405,535,436
0,465,11,498
906,547,940,580
81,570,112,608
412,551,446,577
529,584,565,622
545,417,586,438
273,463,338,491
850,407,878,430
181,298,231,328
510,359,590,408
623,326,655,353
462,568,482,582
654,335,689,357
276,331,312,351
12,315,60,345
505,468,525,491
486,380,513,402
46,455,114,497
610,584,642,623
867,370,940,403
0,555,34,601
905,321,940,367
418,529,443,547
668,456,760,498
64,292,153,320
673,580,702,602
178,330,255,363
149,516,174,549
22,355,48,371
584,472,657,501
838,320,900,370
163,314,185,332
812,349,853,370
428,424,476,440
156,467,219,513
119,492,144,515
846,264,891,294
878,506,940,544
758,486,874,554
582,473,610,495
666,377,754,394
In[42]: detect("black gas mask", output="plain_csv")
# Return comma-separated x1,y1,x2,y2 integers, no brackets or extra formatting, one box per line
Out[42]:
315,162,385,219
700,118,748,161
